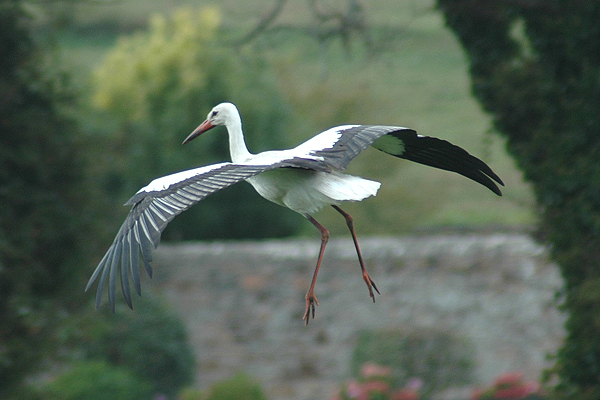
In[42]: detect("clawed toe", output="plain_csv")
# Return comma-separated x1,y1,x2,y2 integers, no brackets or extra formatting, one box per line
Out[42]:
303,294,319,325
364,274,380,302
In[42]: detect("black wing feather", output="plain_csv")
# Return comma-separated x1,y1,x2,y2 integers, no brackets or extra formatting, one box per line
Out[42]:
378,130,504,196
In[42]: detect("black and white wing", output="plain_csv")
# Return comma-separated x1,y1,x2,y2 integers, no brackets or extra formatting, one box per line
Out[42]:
296,124,504,196
371,128,504,195
86,158,326,311
88,124,504,311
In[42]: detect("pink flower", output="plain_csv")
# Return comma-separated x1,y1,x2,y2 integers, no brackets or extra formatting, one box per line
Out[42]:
472,372,542,400
494,372,524,388
392,389,419,400
470,388,484,400
363,380,390,394
522,381,540,394
494,381,540,399
360,362,392,379
345,380,367,400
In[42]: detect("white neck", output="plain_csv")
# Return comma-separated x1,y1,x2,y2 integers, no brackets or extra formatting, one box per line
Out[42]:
226,114,252,163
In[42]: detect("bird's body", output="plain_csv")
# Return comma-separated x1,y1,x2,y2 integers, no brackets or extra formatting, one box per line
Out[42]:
247,163,380,215
206,112,382,215
87,102,504,324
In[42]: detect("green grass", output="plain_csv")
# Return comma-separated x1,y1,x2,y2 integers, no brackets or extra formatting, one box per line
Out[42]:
57,0,536,236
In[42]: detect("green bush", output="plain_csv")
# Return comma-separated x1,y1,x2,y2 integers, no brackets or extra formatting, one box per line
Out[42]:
204,373,268,400
41,361,153,400
90,6,301,240
435,1,600,398
351,329,473,399
81,296,195,398
0,0,108,395
178,387,205,400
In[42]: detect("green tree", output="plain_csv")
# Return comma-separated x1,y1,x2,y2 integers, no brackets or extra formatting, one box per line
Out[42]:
435,1,600,398
91,7,301,240
0,0,103,396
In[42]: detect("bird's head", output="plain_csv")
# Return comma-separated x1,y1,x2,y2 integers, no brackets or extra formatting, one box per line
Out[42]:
182,102,238,145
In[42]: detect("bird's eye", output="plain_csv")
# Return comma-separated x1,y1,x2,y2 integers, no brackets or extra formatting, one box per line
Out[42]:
211,111,218,118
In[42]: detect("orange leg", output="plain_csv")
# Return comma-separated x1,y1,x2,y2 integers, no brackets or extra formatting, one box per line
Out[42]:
304,215,329,325
332,205,380,302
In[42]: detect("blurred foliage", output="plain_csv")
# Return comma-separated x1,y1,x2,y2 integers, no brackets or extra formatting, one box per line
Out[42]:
351,329,473,399
90,6,302,240
472,372,547,400
178,373,268,400
91,7,222,123
74,296,195,398
0,0,107,396
334,362,423,400
178,387,205,400
435,0,600,398
1,2,198,398
203,373,268,400
41,361,153,400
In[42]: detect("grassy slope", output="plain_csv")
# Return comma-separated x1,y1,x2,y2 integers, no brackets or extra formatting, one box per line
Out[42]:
58,0,535,236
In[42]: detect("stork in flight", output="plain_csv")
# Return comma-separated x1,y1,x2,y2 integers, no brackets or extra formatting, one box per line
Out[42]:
87,102,503,324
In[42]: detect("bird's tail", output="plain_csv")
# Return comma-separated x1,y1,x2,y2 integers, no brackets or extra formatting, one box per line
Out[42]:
315,171,381,202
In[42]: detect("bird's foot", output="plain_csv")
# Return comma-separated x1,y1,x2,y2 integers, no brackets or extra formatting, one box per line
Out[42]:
363,273,380,303
303,293,319,325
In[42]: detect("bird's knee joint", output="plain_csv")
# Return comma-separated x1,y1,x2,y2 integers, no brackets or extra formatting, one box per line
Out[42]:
343,215,355,230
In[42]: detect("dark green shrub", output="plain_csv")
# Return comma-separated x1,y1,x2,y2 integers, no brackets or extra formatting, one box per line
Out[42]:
435,1,600,398
41,361,153,400
0,0,108,395
178,387,204,400
351,329,474,399
204,373,268,400
82,296,195,398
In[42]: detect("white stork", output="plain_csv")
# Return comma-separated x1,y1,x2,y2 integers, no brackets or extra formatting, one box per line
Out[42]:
87,102,503,324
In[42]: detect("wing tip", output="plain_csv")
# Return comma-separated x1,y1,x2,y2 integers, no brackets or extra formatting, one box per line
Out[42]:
484,168,505,197
84,278,94,293
491,184,503,197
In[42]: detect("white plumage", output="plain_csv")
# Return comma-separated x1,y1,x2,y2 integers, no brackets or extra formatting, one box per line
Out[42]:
87,102,503,324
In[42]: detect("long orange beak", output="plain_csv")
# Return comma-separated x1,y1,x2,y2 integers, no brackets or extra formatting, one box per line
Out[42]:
182,119,215,145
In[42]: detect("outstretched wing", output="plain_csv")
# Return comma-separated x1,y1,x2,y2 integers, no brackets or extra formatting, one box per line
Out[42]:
371,128,504,196
86,157,325,311
297,125,504,196
89,124,504,311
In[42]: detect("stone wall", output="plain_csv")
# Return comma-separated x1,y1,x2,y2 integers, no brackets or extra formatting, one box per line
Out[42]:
150,233,565,400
